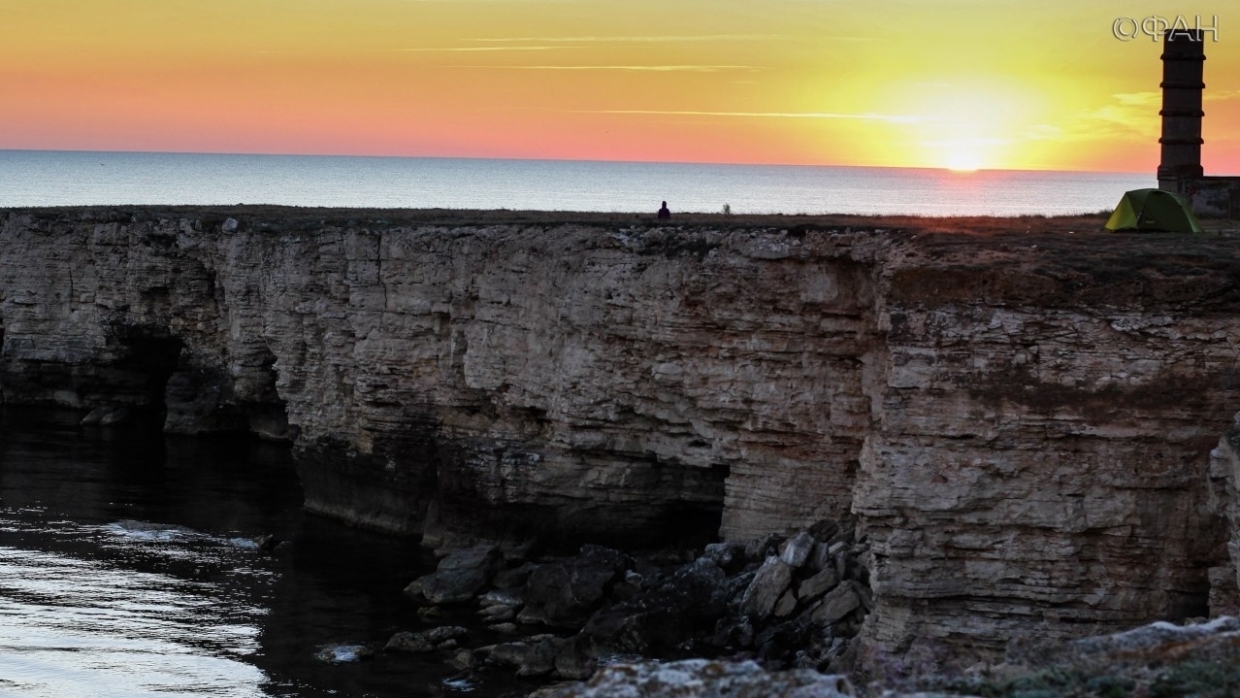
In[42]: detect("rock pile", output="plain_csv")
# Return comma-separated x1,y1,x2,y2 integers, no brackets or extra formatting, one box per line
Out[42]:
389,519,872,683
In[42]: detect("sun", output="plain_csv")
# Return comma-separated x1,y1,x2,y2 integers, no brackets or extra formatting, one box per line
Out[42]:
928,135,997,172
945,149,982,172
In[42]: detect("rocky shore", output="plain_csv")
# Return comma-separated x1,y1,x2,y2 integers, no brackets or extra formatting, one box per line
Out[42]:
388,518,870,687
369,519,1240,698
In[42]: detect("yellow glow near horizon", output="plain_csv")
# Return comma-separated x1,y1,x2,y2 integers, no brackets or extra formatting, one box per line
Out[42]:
0,1,1237,172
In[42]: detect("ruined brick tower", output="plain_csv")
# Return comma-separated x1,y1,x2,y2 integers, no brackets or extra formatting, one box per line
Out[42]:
1157,29,1205,190
1157,29,1240,218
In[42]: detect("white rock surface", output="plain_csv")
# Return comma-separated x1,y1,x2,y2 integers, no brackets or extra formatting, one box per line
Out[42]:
539,659,855,698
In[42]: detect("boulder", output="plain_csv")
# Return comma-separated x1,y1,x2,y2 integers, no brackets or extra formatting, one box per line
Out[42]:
479,588,524,622
314,644,374,663
797,568,839,602
583,557,727,655
402,577,425,599
519,637,567,678
424,625,468,644
779,532,816,568
710,616,755,650
811,584,860,625
554,636,598,680
745,533,783,562
739,557,794,620
420,543,502,605
805,542,833,572
446,648,479,670
519,545,632,628
480,605,516,622
488,641,533,668
808,519,841,543
702,542,745,571
755,618,815,663
773,589,798,618
384,631,434,653
481,589,525,607
490,637,568,678
722,569,757,610
494,562,535,590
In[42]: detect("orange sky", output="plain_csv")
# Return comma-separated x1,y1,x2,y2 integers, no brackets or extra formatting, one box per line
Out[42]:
1,1,1237,172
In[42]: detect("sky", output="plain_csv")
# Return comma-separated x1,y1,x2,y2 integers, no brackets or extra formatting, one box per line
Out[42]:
0,1,1237,173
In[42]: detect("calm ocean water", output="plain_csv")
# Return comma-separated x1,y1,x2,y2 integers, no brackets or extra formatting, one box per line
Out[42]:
0,150,1154,216
0,410,528,698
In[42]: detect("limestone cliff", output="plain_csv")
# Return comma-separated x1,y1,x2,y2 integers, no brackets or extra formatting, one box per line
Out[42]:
856,232,1240,664
3,207,1240,665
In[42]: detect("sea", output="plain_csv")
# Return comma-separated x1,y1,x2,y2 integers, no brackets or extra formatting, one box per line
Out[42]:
0,150,1154,217
0,409,531,698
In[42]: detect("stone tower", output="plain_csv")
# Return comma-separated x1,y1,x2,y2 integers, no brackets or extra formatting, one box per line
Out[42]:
1157,29,1206,191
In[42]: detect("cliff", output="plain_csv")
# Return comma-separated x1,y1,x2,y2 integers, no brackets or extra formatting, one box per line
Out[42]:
3,207,1240,665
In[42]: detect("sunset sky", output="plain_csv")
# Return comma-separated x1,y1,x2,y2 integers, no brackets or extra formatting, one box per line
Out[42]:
1,1,1236,173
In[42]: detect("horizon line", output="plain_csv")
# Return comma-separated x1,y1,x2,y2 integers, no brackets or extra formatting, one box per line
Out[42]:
0,147,1158,178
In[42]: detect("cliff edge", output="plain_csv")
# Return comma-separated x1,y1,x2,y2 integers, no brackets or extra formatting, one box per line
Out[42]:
3,207,1240,665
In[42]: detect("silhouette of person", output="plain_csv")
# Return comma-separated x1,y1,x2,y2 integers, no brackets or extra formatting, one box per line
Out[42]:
657,201,671,220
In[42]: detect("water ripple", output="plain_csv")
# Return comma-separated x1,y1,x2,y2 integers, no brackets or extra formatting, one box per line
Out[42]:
0,515,269,698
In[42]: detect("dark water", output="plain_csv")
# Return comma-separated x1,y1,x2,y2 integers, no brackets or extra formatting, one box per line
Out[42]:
0,409,523,698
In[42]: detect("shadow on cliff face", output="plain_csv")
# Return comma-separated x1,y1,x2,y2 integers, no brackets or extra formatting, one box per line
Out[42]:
84,325,185,426
164,346,298,441
293,427,730,554
80,326,298,444
427,455,730,554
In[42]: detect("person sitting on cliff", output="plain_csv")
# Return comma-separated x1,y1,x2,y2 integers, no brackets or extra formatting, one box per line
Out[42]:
657,201,671,220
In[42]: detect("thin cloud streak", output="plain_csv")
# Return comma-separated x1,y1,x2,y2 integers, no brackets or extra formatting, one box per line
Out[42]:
582,109,931,124
1112,92,1159,106
470,34,790,43
1021,91,1161,144
448,65,763,72
470,35,872,43
395,46,572,52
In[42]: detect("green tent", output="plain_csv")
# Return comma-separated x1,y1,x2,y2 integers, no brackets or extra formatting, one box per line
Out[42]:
1104,188,1204,233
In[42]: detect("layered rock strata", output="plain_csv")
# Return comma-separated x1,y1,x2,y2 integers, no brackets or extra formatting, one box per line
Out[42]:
0,209,881,545
854,233,1240,664
3,208,1240,665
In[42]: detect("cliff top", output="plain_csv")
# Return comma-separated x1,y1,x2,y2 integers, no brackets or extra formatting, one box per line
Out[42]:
5,203,1237,235
3,205,1236,234
6,206,1240,312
